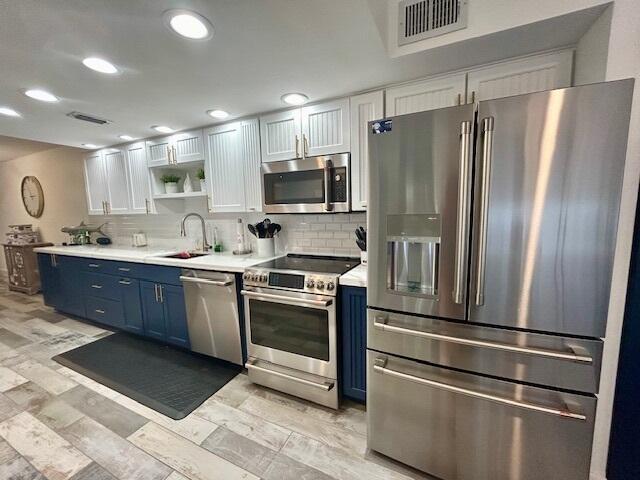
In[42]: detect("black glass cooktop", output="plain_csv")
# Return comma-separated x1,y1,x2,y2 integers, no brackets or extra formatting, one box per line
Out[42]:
253,254,360,275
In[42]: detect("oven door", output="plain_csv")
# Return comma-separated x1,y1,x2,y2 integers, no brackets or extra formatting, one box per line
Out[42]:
261,154,350,213
242,286,337,378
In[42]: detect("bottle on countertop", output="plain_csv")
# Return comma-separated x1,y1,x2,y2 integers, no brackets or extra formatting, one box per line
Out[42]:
213,226,223,252
236,218,246,252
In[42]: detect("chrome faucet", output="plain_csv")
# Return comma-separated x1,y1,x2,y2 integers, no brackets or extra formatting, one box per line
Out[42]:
180,213,211,251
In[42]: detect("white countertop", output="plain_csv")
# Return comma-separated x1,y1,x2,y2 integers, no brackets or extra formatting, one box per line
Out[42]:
33,245,279,273
339,264,367,288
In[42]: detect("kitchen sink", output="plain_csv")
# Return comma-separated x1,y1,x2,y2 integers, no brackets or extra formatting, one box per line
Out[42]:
162,252,210,259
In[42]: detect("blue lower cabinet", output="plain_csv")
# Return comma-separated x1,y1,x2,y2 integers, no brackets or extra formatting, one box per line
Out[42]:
118,278,144,334
38,254,63,309
38,254,85,317
340,286,367,403
140,281,166,341
162,284,190,348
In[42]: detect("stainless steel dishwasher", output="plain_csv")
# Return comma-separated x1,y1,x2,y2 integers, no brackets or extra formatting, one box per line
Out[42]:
180,269,242,365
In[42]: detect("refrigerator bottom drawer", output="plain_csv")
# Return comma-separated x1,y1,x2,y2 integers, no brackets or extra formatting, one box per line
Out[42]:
367,351,596,480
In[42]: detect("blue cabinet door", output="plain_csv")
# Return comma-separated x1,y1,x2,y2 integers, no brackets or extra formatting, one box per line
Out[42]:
38,254,63,309
341,286,367,403
119,278,144,335
162,284,190,349
58,256,86,317
140,281,166,341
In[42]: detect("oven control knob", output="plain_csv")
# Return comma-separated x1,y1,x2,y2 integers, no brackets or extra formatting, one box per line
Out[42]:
316,281,325,290
260,274,268,282
326,281,335,291
250,274,258,281
243,272,250,281
306,279,315,288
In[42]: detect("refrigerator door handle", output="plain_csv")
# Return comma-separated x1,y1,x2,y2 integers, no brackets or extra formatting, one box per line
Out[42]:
373,316,593,363
373,356,587,421
475,117,495,306
453,121,472,304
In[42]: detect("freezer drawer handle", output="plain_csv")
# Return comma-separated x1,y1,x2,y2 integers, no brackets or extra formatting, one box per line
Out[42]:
246,358,334,391
179,276,233,287
373,316,592,364
453,121,472,304
373,357,586,421
241,290,332,308
475,117,494,306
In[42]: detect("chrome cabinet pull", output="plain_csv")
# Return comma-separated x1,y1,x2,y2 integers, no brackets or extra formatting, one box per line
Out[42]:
118,280,131,285
166,145,172,164
51,254,57,267
295,135,301,158
246,359,334,391
323,158,333,212
475,117,494,306
373,316,592,363
118,267,130,272
91,284,103,289
453,121,472,304
180,276,233,287
88,263,100,268
303,134,309,157
106,201,111,214
172,146,177,164
373,357,587,421
154,283,159,302
241,290,332,308
158,284,164,303
95,309,105,314
456,93,461,105
145,198,150,214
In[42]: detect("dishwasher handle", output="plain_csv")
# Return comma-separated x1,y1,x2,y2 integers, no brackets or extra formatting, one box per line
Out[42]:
180,275,233,287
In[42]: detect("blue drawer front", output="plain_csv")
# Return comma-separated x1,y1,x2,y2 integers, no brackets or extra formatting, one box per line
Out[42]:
85,296,125,328
341,286,367,403
83,272,121,300
136,264,182,286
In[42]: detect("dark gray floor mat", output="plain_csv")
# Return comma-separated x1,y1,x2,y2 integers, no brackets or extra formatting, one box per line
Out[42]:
54,332,241,419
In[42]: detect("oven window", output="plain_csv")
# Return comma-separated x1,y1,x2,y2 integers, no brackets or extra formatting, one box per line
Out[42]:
264,170,325,205
249,300,329,361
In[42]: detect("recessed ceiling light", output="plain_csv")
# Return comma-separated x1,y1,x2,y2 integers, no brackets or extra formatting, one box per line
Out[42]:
118,135,134,141
207,109,229,119
83,143,99,149
82,57,118,74
152,125,174,134
0,107,20,117
164,9,213,40
281,93,308,106
24,89,59,102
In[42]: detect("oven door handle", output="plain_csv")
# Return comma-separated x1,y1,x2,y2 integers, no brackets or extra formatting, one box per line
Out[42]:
241,289,332,308
246,358,334,391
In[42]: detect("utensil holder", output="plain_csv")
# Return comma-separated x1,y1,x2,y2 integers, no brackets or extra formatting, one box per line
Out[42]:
256,238,275,258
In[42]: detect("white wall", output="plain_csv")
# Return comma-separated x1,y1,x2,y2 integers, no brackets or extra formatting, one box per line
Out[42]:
590,0,640,478
574,5,613,85
0,146,87,274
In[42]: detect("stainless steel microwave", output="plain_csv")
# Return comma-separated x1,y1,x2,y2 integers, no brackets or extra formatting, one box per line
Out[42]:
261,154,350,213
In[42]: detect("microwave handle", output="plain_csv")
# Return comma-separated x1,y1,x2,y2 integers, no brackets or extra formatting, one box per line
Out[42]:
324,158,333,212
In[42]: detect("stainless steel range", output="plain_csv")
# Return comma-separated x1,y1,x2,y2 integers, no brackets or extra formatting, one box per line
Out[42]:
242,254,359,408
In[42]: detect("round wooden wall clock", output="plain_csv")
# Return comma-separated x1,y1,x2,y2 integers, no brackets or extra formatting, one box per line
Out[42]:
21,176,44,218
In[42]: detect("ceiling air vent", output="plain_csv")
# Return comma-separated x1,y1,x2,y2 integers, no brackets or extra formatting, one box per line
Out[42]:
66,111,112,125
398,0,468,46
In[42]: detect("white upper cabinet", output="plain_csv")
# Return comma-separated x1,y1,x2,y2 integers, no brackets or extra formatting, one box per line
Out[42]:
205,122,245,212
240,119,262,212
386,73,466,116
466,51,573,102
260,98,350,162
260,109,302,163
146,129,205,167
125,142,153,214
301,98,350,157
102,149,131,214
350,90,384,212
84,151,108,215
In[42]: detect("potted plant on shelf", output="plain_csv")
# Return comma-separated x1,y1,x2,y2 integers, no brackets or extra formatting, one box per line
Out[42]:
197,168,206,192
161,174,181,194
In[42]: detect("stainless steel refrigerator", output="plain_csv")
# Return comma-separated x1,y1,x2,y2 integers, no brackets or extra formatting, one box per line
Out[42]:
366,80,634,480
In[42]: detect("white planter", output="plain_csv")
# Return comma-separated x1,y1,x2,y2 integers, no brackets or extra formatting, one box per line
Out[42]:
256,238,275,258
200,179,206,192
164,182,179,194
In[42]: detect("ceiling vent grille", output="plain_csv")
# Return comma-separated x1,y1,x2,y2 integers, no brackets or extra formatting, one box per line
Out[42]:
398,0,468,46
66,111,112,125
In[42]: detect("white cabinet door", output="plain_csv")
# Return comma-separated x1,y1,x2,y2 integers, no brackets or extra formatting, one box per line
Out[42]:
350,91,384,212
386,74,467,116
205,122,245,212
84,151,107,215
466,50,573,102
301,98,350,156
240,119,262,212
260,109,302,162
103,149,130,214
173,128,205,164
125,142,153,214
146,136,172,167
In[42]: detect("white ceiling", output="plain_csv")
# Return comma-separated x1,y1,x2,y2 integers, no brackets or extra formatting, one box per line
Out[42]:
0,135,59,162
0,0,602,149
